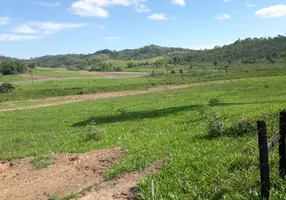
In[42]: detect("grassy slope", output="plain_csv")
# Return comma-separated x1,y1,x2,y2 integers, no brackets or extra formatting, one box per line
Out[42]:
1,63,286,103
1,76,286,199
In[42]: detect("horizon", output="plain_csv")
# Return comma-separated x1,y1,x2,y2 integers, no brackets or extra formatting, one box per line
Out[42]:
0,0,285,59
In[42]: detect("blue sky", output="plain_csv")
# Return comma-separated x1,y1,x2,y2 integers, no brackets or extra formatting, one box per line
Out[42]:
0,0,285,58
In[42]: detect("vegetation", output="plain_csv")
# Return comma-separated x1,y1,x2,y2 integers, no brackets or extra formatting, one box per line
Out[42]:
1,34,286,199
0,83,15,93
0,60,27,75
1,62,286,103
23,35,286,71
1,76,286,199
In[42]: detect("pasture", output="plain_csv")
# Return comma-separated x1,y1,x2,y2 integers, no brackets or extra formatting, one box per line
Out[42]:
1,74,286,199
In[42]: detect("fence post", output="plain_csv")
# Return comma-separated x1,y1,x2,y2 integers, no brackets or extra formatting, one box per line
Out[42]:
257,120,270,200
279,111,286,179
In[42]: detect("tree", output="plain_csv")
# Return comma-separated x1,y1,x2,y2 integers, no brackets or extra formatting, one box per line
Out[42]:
179,69,184,79
213,60,218,67
127,62,135,68
0,60,27,75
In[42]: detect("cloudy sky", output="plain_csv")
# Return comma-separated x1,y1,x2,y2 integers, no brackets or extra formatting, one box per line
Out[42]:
0,0,285,58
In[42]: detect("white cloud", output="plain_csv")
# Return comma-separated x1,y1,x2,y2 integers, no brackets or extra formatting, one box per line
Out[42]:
148,13,168,20
136,4,150,12
216,14,231,20
71,0,149,17
36,2,61,7
255,4,286,18
12,25,39,34
10,22,87,38
172,0,185,6
224,0,231,3
0,34,41,41
0,17,10,25
44,31,53,35
33,22,87,31
106,36,118,40
246,4,255,8
96,24,105,30
71,1,109,17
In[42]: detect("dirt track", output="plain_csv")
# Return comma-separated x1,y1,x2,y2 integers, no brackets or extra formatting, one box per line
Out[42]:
0,79,236,113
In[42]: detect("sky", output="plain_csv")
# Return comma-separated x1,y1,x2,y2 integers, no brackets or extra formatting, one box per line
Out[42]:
0,0,285,59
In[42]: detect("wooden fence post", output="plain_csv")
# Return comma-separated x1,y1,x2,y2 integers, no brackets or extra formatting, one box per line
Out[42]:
257,120,270,200
279,111,286,179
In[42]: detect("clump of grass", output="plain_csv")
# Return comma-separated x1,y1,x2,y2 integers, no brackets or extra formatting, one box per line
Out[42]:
30,153,54,169
207,113,256,138
49,184,94,200
226,120,256,137
207,112,225,137
82,121,104,141
208,97,221,106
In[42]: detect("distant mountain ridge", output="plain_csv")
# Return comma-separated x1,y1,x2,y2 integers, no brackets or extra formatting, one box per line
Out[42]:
1,35,285,69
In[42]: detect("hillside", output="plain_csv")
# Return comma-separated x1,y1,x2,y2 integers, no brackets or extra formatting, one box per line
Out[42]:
17,35,286,69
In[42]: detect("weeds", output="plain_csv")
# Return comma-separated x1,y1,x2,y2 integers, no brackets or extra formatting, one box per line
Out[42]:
30,153,54,169
48,184,94,200
82,121,104,141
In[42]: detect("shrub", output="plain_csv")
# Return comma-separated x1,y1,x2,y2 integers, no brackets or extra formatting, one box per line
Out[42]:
207,112,255,138
207,112,225,137
83,121,103,141
227,120,256,137
0,60,27,75
171,70,176,74
114,67,123,72
208,97,221,106
0,83,15,93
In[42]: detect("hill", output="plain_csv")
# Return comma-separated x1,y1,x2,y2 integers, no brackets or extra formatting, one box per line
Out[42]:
6,35,286,70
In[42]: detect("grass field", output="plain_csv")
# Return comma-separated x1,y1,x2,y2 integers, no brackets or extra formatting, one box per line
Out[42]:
34,68,92,78
1,63,286,103
1,76,286,199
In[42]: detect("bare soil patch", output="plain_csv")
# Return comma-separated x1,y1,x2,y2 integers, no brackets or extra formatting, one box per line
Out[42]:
0,148,122,200
79,159,167,200
0,148,166,200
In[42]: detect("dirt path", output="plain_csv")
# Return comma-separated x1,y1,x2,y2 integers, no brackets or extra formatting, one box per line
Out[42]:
0,148,166,200
0,79,236,113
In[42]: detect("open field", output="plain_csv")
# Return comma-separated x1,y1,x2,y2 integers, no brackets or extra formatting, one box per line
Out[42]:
1,75,286,199
1,63,286,103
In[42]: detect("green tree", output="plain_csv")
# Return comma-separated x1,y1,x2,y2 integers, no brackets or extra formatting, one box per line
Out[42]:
0,60,27,75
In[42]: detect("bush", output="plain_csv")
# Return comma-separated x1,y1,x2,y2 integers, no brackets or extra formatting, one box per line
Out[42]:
208,97,221,106
0,60,27,75
207,112,255,138
82,121,103,141
207,112,225,137
114,67,123,72
0,83,15,93
226,120,256,137
171,70,176,74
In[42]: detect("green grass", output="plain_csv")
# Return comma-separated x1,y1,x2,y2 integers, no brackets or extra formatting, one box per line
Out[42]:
34,68,92,78
49,185,94,200
1,63,286,103
1,76,286,199
30,153,54,169
0,74,27,82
